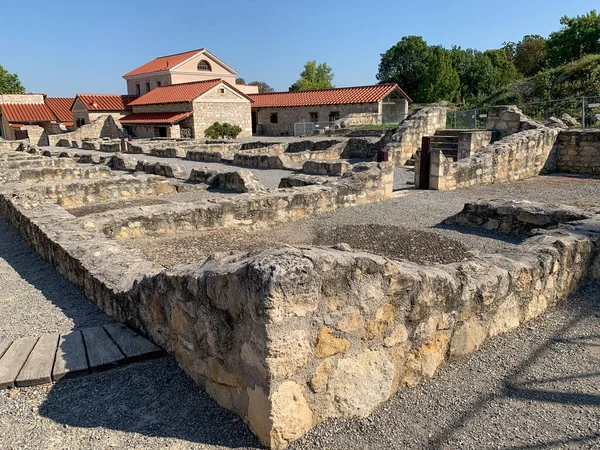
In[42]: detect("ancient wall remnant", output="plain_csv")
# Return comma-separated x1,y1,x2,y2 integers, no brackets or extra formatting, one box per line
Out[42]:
48,115,123,147
555,130,600,175
486,105,543,138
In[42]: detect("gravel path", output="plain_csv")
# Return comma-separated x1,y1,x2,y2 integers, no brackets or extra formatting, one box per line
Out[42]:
0,218,112,342
1,280,598,449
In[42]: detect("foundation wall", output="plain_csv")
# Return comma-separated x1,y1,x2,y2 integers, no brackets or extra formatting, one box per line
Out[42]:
555,130,600,175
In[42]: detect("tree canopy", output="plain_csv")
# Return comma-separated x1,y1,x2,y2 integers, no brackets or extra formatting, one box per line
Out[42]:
289,61,334,91
546,10,600,66
248,81,274,93
0,65,25,94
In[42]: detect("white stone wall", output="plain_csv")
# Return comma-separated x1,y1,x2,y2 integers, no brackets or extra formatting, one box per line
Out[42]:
0,94,45,104
192,85,251,138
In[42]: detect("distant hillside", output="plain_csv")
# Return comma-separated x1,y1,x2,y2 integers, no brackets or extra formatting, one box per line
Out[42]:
481,54,600,107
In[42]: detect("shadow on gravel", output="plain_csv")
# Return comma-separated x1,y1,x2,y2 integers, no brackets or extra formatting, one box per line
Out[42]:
39,358,262,449
0,218,110,329
434,223,523,245
426,281,600,450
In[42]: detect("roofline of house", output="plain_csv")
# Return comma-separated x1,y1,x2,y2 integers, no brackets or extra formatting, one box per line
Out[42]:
71,94,137,112
249,83,412,103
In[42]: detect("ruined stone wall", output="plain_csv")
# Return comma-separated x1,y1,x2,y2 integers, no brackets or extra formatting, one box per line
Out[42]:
386,107,447,165
423,127,560,190
255,103,380,136
486,105,543,138
457,130,494,159
0,139,26,151
48,115,123,146
555,130,600,175
22,125,48,146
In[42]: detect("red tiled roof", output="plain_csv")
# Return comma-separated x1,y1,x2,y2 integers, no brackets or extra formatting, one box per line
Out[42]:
45,97,74,123
129,79,251,106
0,103,56,122
76,94,137,112
119,111,193,125
249,84,411,108
123,49,205,77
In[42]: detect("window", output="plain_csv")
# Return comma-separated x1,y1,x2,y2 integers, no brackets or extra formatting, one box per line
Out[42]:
329,111,340,122
136,84,140,95
197,60,211,71
270,113,278,124
146,82,151,93
157,81,162,87
309,112,318,123
218,88,225,94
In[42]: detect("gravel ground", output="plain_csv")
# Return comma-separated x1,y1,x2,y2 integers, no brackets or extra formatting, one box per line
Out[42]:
1,280,598,449
0,218,112,342
43,146,296,190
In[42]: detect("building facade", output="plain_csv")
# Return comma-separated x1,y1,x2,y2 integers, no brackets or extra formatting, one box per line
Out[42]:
122,48,258,97
120,79,252,139
249,84,411,136
71,94,138,127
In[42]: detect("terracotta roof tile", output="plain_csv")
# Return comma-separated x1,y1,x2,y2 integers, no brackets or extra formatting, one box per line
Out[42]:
119,111,193,125
249,84,411,108
123,49,205,77
0,103,57,122
76,94,138,112
45,97,74,123
129,79,251,106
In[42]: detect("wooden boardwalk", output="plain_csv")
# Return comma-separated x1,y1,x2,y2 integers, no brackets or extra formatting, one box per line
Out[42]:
0,323,163,389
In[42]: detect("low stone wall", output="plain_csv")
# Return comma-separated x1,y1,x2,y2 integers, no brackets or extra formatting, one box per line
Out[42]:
91,162,393,240
486,105,543,138
278,174,329,188
17,166,114,184
302,160,352,176
385,107,447,165
0,139,27,152
420,127,560,190
188,168,265,193
555,130,600,175
457,130,494,159
48,115,123,147
443,200,590,236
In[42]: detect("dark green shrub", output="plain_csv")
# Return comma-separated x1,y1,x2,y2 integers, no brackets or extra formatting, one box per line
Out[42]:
204,122,243,139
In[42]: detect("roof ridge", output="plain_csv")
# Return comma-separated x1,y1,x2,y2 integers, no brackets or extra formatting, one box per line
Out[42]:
155,48,204,59
77,93,136,97
249,83,398,96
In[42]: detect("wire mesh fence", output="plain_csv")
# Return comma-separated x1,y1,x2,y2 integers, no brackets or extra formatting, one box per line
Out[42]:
293,111,406,137
447,96,600,130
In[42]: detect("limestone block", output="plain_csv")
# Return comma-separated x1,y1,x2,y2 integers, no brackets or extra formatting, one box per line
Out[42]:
315,327,350,358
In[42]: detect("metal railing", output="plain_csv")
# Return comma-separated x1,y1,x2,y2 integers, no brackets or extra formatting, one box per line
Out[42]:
446,109,488,130
293,111,407,137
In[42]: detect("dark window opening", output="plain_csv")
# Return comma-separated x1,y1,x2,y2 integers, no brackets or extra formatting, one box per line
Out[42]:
219,88,225,94
157,81,162,87
136,84,141,95
270,113,278,124
197,60,211,71
329,111,340,122
309,112,318,123
145,82,151,93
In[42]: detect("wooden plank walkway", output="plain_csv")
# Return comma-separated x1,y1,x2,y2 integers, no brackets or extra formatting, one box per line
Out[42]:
0,324,163,389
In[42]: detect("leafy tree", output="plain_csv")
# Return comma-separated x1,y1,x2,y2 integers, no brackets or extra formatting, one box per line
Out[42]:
0,65,25,94
248,81,274,93
376,36,430,100
235,77,246,85
513,35,547,77
417,46,460,102
289,61,334,91
484,49,521,88
547,10,600,66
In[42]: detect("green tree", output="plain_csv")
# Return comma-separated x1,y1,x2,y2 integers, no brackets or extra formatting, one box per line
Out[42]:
248,81,274,93
547,10,600,66
235,77,246,85
417,46,460,102
0,65,25,94
484,49,521,88
513,35,547,76
376,36,430,100
289,61,334,91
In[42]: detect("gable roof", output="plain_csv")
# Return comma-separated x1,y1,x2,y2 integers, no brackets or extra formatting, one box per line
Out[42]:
45,97,74,123
75,94,138,112
249,84,411,108
128,79,252,106
123,48,239,78
0,103,57,123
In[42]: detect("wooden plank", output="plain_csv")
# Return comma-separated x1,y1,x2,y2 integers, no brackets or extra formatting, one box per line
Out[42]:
81,326,125,370
0,337,38,389
103,323,163,360
52,330,89,381
0,340,11,360
15,333,59,387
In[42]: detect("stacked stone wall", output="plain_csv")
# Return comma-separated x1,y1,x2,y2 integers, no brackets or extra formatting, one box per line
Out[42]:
48,115,123,146
555,130,600,174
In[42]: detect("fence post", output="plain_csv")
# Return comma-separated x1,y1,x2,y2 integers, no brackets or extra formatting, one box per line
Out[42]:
582,97,586,129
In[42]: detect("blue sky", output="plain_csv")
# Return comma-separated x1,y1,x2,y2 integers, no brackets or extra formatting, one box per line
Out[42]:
1,1,597,97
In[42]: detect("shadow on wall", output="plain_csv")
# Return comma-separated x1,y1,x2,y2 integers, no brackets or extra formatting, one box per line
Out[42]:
38,358,261,448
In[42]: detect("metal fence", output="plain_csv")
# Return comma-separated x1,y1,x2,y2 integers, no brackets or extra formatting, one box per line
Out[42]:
447,96,600,130
293,111,407,137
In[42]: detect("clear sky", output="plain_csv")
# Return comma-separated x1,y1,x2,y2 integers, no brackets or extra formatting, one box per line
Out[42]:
1,1,597,97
